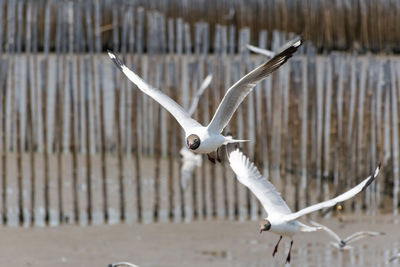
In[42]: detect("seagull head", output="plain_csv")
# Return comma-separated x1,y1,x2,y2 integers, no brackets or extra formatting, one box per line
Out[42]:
186,134,201,150
259,219,271,234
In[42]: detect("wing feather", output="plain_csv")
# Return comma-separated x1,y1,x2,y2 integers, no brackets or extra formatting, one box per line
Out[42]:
310,221,341,242
343,231,384,244
282,164,381,221
207,38,302,134
108,51,201,131
187,74,212,116
226,144,291,218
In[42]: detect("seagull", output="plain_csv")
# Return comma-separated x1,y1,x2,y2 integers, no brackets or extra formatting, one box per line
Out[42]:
310,220,384,250
108,262,139,267
108,38,302,162
247,44,275,58
225,144,380,263
180,147,202,190
389,253,400,263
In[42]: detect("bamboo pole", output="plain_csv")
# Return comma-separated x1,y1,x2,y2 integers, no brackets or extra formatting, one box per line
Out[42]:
1,59,8,225
83,59,93,223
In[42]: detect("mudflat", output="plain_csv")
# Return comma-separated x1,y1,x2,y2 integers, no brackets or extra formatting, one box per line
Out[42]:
0,213,398,267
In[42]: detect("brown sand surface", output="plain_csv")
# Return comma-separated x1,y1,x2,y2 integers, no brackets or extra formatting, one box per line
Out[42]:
0,214,399,267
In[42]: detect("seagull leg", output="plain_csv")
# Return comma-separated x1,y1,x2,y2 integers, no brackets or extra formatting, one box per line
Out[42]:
285,240,293,264
207,153,216,164
272,236,282,257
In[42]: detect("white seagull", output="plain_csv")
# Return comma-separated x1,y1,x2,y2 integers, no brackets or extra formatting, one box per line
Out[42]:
108,38,302,162
310,221,384,250
389,253,400,263
225,144,380,263
108,262,139,267
247,44,275,58
179,74,212,189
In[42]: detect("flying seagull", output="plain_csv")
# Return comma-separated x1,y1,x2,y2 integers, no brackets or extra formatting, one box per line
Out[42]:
225,144,380,263
180,75,212,189
389,253,400,263
310,221,384,250
108,38,302,162
108,262,139,267
247,44,275,58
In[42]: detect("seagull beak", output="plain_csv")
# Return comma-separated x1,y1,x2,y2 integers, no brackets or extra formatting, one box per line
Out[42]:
259,229,263,234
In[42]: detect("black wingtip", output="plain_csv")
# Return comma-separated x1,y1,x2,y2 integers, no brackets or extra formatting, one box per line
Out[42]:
362,163,381,191
107,50,124,71
276,36,303,56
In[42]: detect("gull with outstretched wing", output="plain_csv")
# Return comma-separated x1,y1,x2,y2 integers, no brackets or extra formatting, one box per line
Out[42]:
226,144,380,263
108,38,302,163
310,221,384,250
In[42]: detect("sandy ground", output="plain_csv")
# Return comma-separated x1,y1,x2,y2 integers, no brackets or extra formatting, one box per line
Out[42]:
0,214,399,267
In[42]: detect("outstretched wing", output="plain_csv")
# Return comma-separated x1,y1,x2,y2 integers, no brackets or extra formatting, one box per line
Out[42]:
343,231,384,244
187,74,213,116
282,164,381,222
207,37,302,134
310,221,341,242
226,144,291,218
108,51,202,132
247,44,275,58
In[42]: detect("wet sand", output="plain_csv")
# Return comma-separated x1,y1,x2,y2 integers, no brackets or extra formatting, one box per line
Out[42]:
0,214,398,267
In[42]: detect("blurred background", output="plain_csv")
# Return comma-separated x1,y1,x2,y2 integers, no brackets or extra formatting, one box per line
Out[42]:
0,0,399,266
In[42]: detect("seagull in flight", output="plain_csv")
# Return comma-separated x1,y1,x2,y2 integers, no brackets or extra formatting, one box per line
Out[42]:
225,144,380,263
180,75,212,188
310,221,384,250
108,38,302,162
389,253,400,263
108,262,139,267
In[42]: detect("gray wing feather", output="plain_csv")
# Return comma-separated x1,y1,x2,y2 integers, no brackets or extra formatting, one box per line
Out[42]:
283,164,380,221
108,50,201,131
226,144,291,218
207,38,302,134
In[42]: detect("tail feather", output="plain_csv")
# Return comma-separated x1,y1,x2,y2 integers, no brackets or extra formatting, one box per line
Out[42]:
223,136,249,145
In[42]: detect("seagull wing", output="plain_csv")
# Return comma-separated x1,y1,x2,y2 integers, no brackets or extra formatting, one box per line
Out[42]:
207,37,302,134
187,74,213,116
247,44,275,58
282,164,381,222
310,221,341,242
343,231,384,244
180,148,202,190
108,51,202,132
226,144,291,218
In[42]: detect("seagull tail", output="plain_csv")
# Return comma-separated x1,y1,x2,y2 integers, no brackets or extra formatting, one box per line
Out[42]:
223,136,249,145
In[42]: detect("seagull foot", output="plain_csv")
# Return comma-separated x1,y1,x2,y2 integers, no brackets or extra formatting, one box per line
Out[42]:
285,253,291,264
285,240,293,264
272,235,282,257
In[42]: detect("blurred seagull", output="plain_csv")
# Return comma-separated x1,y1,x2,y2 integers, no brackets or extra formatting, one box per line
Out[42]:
108,37,302,163
389,253,400,263
247,44,275,58
180,75,212,189
310,221,384,250
225,144,380,264
108,262,139,267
